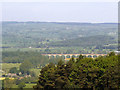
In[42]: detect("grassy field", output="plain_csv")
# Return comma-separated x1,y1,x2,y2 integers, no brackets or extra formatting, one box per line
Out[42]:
2,63,21,73
2,46,112,54
2,48,45,52
24,83,36,88
2,63,41,77
12,83,36,89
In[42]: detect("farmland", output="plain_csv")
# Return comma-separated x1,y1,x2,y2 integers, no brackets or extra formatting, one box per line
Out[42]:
1,22,118,89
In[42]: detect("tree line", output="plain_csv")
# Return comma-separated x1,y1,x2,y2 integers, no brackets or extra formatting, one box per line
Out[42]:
34,52,120,89
2,51,63,68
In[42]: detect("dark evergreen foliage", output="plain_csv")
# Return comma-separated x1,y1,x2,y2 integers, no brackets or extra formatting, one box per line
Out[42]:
34,52,120,89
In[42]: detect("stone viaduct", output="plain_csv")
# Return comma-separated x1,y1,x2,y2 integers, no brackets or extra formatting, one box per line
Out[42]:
42,54,107,60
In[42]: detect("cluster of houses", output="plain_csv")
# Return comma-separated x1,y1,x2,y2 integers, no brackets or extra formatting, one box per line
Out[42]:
0,71,31,80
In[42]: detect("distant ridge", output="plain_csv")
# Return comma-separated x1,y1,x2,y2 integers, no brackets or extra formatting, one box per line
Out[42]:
2,21,117,24
2,21,118,24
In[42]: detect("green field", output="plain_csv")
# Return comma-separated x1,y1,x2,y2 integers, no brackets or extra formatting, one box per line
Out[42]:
2,46,113,54
24,83,36,88
2,63,21,73
12,83,36,88
1,63,41,77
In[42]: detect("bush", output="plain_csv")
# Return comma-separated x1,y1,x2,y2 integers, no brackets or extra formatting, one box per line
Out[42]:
18,81,26,89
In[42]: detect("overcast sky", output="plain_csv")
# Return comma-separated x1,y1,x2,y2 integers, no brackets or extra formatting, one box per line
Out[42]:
2,2,118,23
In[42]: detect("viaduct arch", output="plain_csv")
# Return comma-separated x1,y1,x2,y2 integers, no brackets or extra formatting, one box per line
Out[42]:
42,54,107,60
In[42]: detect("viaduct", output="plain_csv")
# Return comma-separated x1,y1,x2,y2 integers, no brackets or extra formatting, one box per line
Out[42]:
42,54,107,60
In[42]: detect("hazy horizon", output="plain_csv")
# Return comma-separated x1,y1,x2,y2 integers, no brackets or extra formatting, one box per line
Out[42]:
2,21,118,23
2,2,118,23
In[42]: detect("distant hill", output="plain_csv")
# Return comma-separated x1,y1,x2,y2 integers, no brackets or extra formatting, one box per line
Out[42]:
2,22,117,48
49,35,117,47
